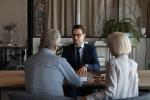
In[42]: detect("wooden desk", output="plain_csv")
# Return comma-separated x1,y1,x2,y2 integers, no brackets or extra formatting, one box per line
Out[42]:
0,70,24,100
138,70,150,89
0,70,149,89
78,72,106,89
0,70,150,88
0,70,149,100
84,70,150,90
0,71,104,89
0,70,24,87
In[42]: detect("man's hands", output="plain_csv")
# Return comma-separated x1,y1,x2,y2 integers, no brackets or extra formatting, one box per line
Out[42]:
76,66,87,75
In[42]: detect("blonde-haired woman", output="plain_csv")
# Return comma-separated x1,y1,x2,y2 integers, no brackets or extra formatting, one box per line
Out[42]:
85,32,139,100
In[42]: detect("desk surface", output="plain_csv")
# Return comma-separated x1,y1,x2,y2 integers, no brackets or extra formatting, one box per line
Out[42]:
78,72,106,89
138,70,150,89
0,70,149,89
0,71,24,87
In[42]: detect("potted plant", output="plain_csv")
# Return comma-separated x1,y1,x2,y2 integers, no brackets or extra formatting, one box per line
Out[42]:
102,17,141,42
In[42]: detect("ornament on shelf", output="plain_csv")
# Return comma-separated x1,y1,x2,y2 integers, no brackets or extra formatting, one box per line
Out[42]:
3,22,17,46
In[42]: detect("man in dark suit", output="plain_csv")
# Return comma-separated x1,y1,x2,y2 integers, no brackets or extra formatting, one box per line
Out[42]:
62,25,100,75
62,25,100,96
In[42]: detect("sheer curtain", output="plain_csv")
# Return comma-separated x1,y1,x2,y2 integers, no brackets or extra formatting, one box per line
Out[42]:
80,0,118,37
48,0,114,37
119,0,141,18
80,0,146,37
48,0,148,37
48,0,75,37
119,0,150,33
119,0,142,29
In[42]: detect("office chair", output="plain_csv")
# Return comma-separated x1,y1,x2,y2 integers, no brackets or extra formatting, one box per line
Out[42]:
114,93,150,100
8,92,75,100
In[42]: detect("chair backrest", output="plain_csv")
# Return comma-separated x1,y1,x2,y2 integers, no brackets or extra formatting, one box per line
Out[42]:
114,93,150,100
8,92,76,100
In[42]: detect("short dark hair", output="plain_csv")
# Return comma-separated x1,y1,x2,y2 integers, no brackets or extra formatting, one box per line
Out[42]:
72,25,86,34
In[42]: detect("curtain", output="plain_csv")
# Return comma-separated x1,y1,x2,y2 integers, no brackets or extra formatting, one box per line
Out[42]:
80,0,147,37
48,0,75,37
48,0,113,37
119,0,150,35
119,0,142,26
47,0,149,37
80,0,118,37
119,0,141,18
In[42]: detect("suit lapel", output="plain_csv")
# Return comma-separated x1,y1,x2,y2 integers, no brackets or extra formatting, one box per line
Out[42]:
70,45,76,62
82,44,87,64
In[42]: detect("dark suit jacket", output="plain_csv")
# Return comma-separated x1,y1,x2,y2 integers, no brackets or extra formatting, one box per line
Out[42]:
62,43,100,72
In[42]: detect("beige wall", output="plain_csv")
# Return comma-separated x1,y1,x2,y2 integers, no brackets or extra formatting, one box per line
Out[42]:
0,0,27,46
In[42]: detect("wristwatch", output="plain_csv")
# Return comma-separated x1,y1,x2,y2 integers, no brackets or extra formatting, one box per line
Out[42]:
84,64,88,68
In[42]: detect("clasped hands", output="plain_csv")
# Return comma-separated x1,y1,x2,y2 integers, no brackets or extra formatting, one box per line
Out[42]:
76,65,87,76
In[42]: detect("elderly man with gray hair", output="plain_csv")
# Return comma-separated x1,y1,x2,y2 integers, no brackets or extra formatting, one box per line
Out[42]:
24,29,82,96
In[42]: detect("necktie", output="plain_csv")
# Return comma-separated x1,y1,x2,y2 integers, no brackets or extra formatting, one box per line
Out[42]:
76,47,81,67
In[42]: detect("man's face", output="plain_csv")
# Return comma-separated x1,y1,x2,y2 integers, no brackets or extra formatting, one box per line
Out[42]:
72,29,85,46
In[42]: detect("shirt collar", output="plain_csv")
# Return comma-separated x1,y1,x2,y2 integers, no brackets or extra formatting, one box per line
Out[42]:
39,48,56,54
117,55,129,59
75,43,84,49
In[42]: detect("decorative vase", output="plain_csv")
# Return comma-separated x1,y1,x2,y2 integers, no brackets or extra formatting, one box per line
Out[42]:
8,30,13,46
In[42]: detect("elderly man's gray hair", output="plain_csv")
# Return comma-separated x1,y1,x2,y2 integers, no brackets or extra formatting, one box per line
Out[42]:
40,29,61,49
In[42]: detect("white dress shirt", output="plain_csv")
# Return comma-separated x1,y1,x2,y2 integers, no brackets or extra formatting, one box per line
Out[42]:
87,55,139,100
106,55,139,99
75,43,84,64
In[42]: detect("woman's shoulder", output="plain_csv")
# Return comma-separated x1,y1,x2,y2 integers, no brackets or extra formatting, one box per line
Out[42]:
109,58,116,64
128,58,137,64
128,59,138,68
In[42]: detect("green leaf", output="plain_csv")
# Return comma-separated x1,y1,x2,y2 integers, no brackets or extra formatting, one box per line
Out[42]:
102,17,141,42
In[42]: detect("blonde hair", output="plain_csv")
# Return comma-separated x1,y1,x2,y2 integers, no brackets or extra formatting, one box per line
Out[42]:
40,29,61,49
107,32,131,56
